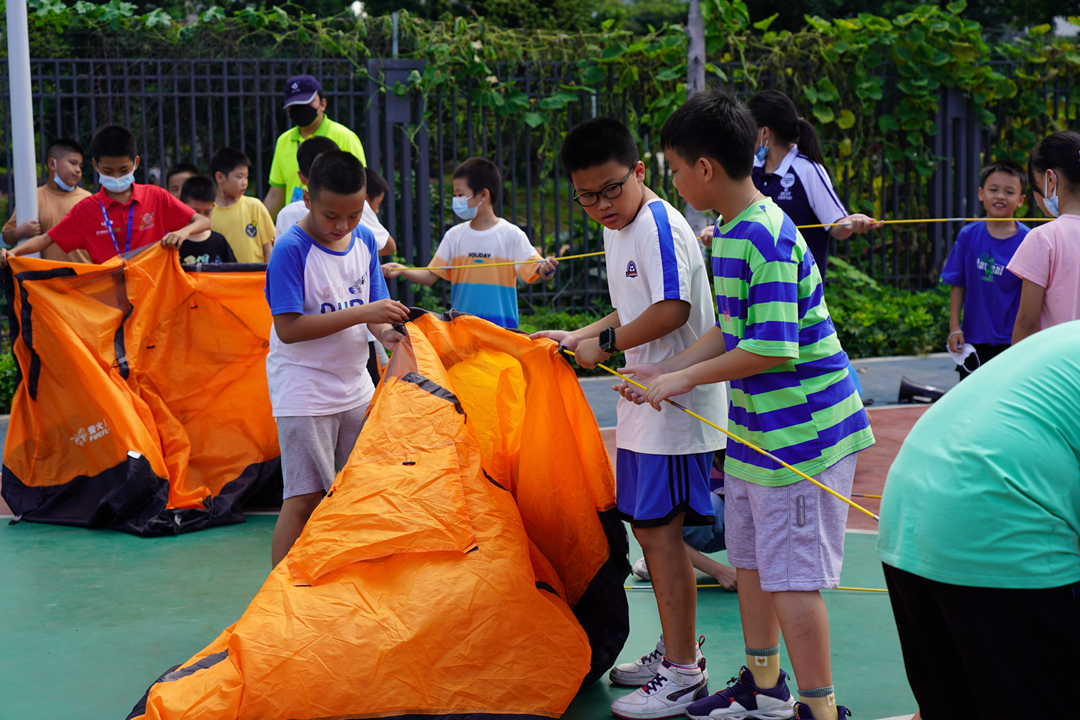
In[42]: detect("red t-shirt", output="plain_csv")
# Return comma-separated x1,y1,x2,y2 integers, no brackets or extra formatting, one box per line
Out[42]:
49,184,194,264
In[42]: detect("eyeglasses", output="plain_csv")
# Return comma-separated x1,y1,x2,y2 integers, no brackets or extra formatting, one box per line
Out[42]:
573,168,634,207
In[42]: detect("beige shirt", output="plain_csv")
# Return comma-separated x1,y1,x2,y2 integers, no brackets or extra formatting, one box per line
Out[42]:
3,184,93,263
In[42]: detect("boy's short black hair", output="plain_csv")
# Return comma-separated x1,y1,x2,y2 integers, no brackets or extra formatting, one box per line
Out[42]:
559,118,640,177
297,137,339,177
165,162,199,186
210,148,251,180
452,157,501,204
47,138,83,162
308,150,366,199
365,167,389,200
980,160,1027,195
660,86,757,181
179,175,217,205
90,125,137,162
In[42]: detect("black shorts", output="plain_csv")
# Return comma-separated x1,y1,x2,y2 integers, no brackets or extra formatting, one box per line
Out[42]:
956,342,1009,380
882,563,1080,719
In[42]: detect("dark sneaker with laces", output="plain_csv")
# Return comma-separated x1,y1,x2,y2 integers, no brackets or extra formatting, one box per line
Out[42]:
792,701,851,720
610,658,710,719
684,666,795,720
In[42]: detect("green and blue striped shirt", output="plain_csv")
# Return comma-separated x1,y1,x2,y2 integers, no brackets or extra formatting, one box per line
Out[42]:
713,198,873,486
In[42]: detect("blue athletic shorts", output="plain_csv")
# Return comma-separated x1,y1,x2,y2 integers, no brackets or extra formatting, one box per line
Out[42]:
616,449,715,528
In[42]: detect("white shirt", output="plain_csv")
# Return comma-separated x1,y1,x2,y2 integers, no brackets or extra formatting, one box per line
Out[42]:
604,199,727,454
275,199,391,250
264,223,389,417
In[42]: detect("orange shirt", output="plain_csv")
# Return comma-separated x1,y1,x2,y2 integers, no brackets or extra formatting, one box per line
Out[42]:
2,184,93,263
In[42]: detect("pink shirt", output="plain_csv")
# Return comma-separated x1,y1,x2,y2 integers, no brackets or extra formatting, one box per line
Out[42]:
1007,215,1080,330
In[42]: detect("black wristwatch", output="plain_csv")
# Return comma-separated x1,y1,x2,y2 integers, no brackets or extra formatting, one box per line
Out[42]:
599,327,618,354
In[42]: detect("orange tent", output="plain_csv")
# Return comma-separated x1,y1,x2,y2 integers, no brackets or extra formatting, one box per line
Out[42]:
1,245,281,535
127,309,629,719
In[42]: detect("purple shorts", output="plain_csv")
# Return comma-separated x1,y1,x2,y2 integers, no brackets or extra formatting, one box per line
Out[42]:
724,454,857,592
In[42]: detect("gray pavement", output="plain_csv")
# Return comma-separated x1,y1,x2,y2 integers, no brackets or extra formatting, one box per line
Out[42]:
576,353,959,428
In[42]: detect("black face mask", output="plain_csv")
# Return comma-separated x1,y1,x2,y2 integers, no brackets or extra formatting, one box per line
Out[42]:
288,104,319,128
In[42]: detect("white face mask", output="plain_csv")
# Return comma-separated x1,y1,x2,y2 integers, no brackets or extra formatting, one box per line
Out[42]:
99,171,135,194
51,161,77,192
452,195,482,220
1044,173,1060,218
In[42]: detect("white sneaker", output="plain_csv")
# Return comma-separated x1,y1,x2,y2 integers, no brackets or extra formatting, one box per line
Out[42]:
611,658,710,719
610,636,707,686
633,557,651,581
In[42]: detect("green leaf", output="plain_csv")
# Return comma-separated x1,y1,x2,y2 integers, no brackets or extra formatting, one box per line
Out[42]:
599,42,629,61
1029,24,1051,36
878,114,900,132
815,76,839,102
581,65,607,86
504,89,530,109
752,13,778,31
143,7,172,27
837,109,856,129
523,112,546,128
812,105,835,124
803,86,820,103
946,1,968,14
35,0,66,17
200,6,225,23
656,67,683,82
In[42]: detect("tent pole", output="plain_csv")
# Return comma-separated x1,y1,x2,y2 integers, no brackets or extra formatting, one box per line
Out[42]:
6,0,39,230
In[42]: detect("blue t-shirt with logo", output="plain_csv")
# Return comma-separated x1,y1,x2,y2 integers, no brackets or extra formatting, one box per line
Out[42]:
940,220,1029,346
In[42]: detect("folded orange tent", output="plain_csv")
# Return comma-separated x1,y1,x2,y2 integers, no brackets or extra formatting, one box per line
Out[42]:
1,245,282,535
127,309,630,720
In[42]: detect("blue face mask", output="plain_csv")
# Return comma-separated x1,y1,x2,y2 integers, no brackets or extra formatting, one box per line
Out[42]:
1044,174,1060,218
452,195,482,221
54,174,77,192
98,170,135,194
755,132,769,163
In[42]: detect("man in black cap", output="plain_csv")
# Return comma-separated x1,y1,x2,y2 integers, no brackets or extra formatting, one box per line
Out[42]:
263,74,368,220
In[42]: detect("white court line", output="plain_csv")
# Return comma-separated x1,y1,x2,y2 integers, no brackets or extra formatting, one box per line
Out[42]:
846,527,879,535
852,352,949,364
875,715,914,720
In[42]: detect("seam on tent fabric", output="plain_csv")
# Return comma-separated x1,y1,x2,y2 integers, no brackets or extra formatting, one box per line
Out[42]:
400,371,465,416
161,649,229,682
14,267,78,401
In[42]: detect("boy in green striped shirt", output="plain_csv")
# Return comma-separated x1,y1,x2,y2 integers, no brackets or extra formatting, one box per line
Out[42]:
619,87,873,720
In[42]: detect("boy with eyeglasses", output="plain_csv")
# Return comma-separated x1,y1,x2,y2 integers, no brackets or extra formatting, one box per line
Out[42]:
382,157,558,330
531,117,727,719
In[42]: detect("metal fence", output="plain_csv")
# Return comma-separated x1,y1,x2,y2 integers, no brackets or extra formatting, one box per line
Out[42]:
0,57,1055,315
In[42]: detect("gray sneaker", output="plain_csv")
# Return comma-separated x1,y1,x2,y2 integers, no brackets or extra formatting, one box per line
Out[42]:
609,636,706,687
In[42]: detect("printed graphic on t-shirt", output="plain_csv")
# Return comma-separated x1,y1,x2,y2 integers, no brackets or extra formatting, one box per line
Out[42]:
319,276,369,313
246,223,257,238
977,252,1004,282
138,212,155,231
626,260,638,278
778,172,796,201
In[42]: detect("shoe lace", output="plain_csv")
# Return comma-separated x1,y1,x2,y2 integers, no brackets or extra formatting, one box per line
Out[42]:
641,673,669,695
715,674,752,703
638,647,663,665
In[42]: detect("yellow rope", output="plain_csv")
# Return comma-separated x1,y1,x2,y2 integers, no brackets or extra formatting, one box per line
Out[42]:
624,584,888,593
563,350,880,522
395,217,1049,270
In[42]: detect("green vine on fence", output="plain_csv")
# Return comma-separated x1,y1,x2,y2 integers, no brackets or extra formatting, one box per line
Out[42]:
5,0,1080,206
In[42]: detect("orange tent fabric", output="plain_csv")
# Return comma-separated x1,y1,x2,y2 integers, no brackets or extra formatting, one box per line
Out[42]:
1,245,281,535
128,309,630,720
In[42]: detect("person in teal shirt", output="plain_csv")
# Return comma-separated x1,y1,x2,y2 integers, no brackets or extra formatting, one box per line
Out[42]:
877,320,1080,720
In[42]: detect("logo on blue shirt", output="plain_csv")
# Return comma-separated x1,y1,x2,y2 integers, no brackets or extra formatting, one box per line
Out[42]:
626,261,638,278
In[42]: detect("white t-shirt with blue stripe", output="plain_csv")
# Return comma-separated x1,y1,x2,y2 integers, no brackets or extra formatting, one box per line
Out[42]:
265,223,390,417
604,199,727,455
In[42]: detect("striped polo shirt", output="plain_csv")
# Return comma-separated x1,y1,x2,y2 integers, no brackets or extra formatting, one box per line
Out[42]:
713,197,873,486
428,218,544,329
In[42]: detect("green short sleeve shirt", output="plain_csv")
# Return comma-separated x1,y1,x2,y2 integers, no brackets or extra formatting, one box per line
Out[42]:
268,117,367,204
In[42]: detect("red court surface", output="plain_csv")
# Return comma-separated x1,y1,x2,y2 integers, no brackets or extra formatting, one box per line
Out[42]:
599,404,929,532
0,405,928,520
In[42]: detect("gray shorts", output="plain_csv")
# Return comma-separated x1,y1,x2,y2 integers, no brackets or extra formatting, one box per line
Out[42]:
276,405,367,499
724,453,857,592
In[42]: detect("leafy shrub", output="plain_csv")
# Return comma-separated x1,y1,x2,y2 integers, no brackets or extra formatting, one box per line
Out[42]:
518,306,625,377
0,352,18,414
827,258,950,359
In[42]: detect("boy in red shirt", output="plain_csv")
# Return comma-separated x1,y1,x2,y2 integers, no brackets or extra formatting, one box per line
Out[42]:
0,125,208,266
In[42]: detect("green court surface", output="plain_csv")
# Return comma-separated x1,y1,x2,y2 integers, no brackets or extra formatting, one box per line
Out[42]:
0,516,914,720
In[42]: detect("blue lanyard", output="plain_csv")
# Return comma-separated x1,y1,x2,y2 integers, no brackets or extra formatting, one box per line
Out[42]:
99,202,135,255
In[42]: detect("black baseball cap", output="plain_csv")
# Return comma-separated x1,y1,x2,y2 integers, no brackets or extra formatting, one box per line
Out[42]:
284,75,321,108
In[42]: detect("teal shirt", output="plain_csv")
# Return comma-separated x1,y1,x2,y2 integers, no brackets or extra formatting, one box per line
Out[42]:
877,321,1080,589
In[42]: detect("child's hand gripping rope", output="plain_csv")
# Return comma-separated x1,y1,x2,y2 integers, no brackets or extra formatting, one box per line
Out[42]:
558,348,881,523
